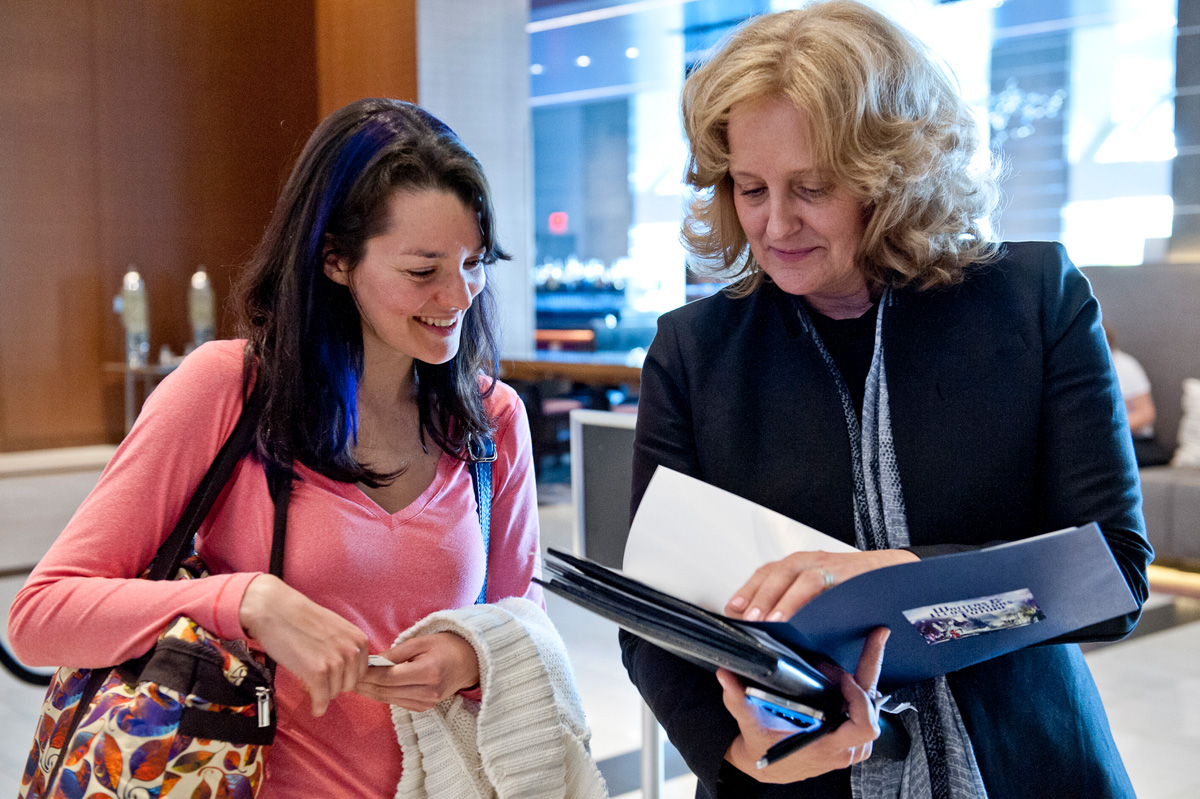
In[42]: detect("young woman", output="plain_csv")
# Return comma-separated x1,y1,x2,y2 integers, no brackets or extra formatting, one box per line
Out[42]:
10,98,544,797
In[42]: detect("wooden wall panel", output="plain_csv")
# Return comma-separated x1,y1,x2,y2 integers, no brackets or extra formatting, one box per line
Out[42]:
88,2,320,375
0,1,106,450
0,0,320,450
315,0,418,117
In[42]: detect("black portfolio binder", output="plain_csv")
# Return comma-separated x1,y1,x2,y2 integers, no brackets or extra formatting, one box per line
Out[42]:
539,521,1138,763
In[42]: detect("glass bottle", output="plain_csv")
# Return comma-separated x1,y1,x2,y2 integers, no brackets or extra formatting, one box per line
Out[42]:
121,267,149,368
189,265,215,349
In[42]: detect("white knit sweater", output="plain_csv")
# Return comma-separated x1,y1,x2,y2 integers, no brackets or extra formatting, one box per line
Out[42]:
391,597,609,799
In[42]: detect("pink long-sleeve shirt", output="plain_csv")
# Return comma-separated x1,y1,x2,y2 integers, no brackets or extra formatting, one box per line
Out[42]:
9,339,544,797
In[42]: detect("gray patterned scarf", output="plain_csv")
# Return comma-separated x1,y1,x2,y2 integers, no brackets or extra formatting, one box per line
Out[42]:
795,290,988,799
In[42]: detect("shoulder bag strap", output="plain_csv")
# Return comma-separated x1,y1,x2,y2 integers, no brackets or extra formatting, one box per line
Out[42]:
467,433,496,605
146,382,270,581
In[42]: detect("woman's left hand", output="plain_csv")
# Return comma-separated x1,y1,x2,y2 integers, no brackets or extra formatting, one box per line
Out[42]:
726,549,918,623
719,626,890,783
353,632,481,711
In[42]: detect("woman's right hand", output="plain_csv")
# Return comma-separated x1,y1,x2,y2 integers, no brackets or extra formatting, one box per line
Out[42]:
718,626,890,784
239,574,369,716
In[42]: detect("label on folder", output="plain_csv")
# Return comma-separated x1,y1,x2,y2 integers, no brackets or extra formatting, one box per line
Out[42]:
902,588,1045,645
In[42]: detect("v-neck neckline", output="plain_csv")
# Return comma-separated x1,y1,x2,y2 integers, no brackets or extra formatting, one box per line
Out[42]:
298,452,453,527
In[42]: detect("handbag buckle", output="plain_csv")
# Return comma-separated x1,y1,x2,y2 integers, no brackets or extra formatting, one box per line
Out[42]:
467,433,497,463
256,686,271,728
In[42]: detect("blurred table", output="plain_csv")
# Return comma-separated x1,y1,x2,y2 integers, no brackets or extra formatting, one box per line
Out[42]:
500,351,642,394
104,362,177,433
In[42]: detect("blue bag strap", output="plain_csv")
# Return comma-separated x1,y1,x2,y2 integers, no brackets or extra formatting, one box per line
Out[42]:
467,433,496,604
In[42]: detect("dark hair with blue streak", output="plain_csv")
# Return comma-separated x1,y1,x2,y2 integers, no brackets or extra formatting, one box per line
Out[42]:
236,98,508,486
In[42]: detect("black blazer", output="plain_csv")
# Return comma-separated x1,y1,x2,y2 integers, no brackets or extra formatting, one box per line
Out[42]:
621,242,1151,798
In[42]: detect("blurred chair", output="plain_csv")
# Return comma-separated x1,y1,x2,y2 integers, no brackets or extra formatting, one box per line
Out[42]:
512,379,585,479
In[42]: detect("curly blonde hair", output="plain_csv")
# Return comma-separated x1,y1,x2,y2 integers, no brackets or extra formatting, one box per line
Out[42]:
682,0,1001,294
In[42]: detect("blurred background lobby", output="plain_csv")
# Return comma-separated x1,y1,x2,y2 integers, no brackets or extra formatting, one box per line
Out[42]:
3,1,1200,797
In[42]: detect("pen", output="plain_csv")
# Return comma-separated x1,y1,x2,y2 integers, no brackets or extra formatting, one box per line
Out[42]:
756,717,844,769
756,694,899,769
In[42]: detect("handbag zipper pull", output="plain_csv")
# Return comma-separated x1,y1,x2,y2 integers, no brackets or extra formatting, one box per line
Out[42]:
256,686,271,728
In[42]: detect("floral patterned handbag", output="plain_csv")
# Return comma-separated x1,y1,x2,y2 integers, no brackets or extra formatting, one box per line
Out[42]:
19,384,290,799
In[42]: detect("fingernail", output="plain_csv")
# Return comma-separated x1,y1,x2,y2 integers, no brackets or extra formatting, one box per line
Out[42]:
745,607,761,622
766,611,784,622
729,596,746,610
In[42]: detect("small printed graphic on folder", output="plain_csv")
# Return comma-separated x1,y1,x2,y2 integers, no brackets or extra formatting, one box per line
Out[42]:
902,589,1046,645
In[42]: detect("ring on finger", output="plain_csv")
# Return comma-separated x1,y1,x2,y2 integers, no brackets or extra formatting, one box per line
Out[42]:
812,565,835,591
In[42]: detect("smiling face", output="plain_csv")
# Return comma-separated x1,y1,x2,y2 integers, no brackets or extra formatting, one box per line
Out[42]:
727,96,871,317
324,188,486,375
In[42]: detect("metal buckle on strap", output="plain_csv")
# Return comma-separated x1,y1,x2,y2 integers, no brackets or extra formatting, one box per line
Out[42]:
467,433,497,463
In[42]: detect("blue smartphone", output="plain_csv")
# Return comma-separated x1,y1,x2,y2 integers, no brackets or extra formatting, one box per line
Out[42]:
744,686,825,732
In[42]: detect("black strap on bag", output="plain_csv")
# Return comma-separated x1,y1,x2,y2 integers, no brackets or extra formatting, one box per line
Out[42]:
0,387,275,687
45,382,283,791
146,382,272,581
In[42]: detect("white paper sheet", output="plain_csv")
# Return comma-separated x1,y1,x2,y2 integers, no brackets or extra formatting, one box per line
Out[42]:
622,467,858,614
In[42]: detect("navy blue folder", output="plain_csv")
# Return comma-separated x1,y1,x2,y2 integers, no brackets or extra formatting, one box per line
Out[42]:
541,523,1137,694
755,522,1138,690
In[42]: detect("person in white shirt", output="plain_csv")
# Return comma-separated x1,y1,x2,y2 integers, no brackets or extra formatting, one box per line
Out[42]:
1105,323,1171,466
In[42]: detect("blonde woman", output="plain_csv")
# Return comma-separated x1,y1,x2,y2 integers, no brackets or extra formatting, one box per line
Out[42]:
622,3,1149,798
